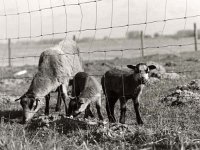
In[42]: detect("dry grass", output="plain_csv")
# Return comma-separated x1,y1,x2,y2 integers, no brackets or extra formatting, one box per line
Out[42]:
1,51,200,149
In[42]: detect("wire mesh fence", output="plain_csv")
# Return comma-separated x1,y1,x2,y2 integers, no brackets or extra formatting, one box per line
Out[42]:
0,0,199,59
0,1,200,136
0,0,200,86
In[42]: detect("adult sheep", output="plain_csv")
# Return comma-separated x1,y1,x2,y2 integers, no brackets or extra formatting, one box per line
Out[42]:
101,63,156,125
45,37,84,113
15,38,83,123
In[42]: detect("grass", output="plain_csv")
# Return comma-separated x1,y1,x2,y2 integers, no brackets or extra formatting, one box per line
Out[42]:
1,51,200,149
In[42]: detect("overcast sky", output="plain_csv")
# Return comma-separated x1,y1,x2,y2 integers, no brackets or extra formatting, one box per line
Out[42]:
0,0,200,40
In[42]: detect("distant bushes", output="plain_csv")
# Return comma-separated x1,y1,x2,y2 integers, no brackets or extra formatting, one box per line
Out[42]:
126,31,141,39
175,30,194,38
126,31,152,39
126,29,200,39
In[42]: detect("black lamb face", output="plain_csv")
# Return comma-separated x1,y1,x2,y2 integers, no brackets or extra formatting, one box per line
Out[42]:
68,97,87,117
127,63,156,84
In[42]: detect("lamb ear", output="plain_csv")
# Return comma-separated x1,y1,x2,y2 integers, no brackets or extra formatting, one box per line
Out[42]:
127,65,136,70
68,96,76,100
148,65,156,70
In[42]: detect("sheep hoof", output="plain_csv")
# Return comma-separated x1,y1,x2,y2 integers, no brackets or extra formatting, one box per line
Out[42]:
138,120,144,125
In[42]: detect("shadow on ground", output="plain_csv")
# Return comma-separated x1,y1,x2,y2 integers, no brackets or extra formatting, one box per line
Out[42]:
0,109,22,123
25,114,100,134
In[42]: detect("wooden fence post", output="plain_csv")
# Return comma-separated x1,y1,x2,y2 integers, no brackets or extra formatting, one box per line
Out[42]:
194,23,198,51
8,39,11,67
140,31,144,57
73,35,76,41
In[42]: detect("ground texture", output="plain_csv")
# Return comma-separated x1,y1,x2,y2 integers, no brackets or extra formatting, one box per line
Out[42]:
0,51,200,149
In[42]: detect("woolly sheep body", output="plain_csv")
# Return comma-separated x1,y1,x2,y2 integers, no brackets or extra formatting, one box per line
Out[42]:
51,38,83,76
30,49,71,97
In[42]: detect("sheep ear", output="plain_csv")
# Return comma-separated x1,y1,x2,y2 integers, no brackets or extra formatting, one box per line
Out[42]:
148,65,156,70
68,96,76,100
15,95,25,101
15,98,21,102
33,99,40,110
127,65,136,70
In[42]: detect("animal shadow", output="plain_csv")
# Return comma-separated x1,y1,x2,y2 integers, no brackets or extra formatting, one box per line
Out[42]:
26,114,99,134
0,109,22,123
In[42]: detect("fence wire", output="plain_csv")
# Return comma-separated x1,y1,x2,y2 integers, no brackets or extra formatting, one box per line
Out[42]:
0,0,199,81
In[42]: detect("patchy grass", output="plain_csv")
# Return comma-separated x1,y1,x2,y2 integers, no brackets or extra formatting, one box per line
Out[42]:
1,51,200,149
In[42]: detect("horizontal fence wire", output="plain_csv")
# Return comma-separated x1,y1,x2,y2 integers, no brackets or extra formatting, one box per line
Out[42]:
0,42,199,61
1,68,200,81
0,0,102,17
1,14,200,41
0,0,199,78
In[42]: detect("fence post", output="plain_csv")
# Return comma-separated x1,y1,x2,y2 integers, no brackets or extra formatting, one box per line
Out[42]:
140,31,144,57
194,23,198,51
8,39,11,67
73,35,76,41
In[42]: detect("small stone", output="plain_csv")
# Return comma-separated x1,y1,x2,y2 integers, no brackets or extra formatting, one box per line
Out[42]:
175,89,182,94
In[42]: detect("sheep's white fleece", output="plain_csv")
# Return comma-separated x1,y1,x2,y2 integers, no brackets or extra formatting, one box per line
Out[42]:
27,38,83,98
51,37,83,76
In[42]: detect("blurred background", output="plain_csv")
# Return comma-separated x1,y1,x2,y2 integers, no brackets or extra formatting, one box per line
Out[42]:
0,0,200,66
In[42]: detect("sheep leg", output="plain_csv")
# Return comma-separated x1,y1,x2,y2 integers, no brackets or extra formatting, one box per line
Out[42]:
133,98,143,125
106,96,117,123
88,109,94,118
84,104,94,119
45,93,50,115
96,96,103,121
55,86,62,112
60,84,68,116
119,97,127,124
67,79,73,96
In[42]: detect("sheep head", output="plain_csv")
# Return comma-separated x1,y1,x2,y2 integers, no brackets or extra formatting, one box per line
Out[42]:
127,63,156,84
68,96,86,117
15,94,43,123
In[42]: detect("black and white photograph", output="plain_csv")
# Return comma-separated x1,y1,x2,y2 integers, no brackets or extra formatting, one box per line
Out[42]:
0,0,200,149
